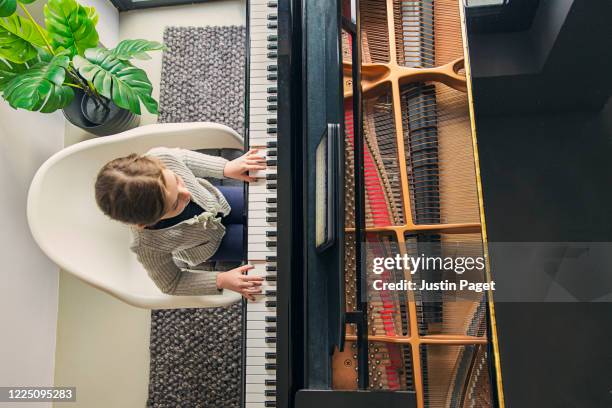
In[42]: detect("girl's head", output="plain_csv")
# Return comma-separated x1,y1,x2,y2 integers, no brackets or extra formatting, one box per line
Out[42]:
95,154,191,227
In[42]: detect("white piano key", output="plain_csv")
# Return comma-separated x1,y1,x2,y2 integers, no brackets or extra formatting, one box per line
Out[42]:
248,219,276,228
245,403,268,408
246,356,269,366
248,301,276,312
246,383,269,394
247,365,276,375
245,393,267,403
246,311,272,321
250,77,277,86
246,320,269,330
245,374,275,384
246,337,276,348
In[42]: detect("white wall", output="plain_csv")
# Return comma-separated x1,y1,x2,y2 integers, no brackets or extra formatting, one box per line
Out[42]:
0,106,65,407
81,0,120,47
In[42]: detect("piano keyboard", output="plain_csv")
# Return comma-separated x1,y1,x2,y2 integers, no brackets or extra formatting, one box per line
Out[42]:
245,0,279,406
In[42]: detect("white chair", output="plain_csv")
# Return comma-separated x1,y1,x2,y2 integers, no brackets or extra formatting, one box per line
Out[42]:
27,122,243,309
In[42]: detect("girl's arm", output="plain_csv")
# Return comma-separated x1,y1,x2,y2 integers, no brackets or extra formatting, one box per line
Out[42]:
135,246,221,295
176,148,229,179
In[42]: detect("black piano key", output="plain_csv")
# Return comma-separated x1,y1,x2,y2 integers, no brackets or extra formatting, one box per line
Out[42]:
267,118,277,125
267,86,277,94
266,183,276,190
266,256,277,262
267,34,278,42
267,159,277,166
266,216,277,222
267,1,277,7
267,65,278,73
265,301,277,307
265,352,277,359
267,95,278,102
266,207,277,213
267,43,278,50
265,363,277,370
266,196,277,203
267,149,277,156
266,173,277,180
265,337,277,344
267,103,277,110
265,316,277,323
265,401,276,407
267,74,277,81
265,379,276,386
266,141,277,148
267,22,277,29
267,52,278,59
267,127,277,134
266,264,277,271
266,230,277,237
267,13,277,20
265,326,277,334
266,241,277,247
265,275,277,282
265,390,277,397
265,290,277,296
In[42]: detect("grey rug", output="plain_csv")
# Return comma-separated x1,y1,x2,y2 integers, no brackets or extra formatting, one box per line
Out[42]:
148,26,246,408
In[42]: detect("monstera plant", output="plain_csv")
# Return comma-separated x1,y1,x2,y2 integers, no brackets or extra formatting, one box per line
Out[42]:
0,0,164,135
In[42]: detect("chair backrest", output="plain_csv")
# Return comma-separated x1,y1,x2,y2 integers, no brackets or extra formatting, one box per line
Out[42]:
27,122,243,309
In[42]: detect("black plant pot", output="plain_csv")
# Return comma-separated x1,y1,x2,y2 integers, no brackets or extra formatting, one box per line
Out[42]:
63,89,140,136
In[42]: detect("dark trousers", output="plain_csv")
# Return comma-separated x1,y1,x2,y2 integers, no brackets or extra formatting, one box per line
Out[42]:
209,186,244,262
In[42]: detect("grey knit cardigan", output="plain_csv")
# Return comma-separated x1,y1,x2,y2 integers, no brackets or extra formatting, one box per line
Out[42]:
129,147,231,296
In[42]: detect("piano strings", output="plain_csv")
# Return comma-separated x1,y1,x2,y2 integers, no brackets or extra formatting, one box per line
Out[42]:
334,0,498,407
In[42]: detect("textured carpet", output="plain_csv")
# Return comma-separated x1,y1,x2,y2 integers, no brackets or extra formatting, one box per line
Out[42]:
147,26,246,408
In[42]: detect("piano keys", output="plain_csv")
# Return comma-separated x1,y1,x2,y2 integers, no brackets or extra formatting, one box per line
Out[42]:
244,0,280,406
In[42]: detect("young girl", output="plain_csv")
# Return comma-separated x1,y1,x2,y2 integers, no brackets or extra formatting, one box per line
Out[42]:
94,147,265,301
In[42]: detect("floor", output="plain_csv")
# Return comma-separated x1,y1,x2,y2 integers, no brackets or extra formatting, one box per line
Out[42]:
54,2,245,407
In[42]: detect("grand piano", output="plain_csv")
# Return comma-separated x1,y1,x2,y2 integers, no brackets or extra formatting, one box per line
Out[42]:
243,0,503,407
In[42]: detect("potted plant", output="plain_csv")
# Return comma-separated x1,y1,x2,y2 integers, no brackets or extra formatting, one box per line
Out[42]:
0,0,164,135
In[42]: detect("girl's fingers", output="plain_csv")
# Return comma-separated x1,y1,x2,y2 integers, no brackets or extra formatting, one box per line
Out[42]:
238,264,254,273
246,165,267,171
239,281,262,288
244,288,263,294
246,159,266,165
242,275,265,281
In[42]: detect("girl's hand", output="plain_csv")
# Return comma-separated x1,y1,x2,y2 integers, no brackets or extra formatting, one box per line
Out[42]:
223,149,266,182
216,264,264,301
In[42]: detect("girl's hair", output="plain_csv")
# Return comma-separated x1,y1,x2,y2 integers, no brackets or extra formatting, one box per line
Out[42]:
95,154,168,226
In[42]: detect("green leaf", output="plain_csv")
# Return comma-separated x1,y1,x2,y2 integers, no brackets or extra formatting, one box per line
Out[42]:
73,48,158,115
84,5,97,25
0,56,27,90
0,0,16,17
0,14,47,63
110,39,164,61
44,0,99,57
2,53,73,112
18,0,38,4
